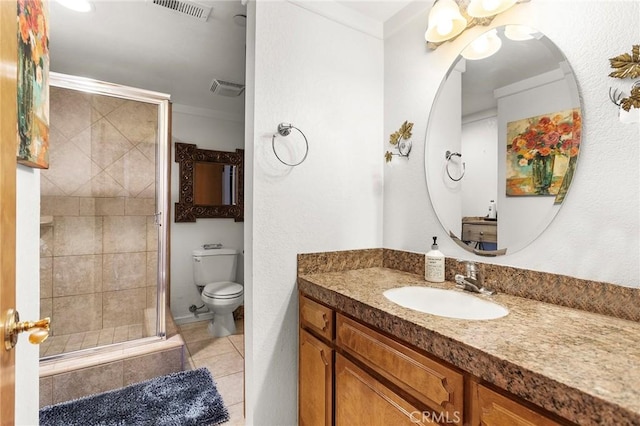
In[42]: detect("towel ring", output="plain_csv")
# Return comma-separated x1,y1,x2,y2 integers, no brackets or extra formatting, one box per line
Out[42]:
271,123,309,166
445,150,465,181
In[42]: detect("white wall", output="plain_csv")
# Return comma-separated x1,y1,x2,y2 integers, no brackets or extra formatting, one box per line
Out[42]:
461,114,498,218
15,166,40,426
384,1,640,286
170,105,245,323
246,1,384,423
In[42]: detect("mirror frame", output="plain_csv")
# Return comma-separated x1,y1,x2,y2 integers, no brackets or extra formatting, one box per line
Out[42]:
174,142,244,222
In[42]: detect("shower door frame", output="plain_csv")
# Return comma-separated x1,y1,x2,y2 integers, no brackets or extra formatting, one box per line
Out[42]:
42,72,171,359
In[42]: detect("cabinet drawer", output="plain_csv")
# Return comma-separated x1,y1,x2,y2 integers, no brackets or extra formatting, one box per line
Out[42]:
336,314,464,425
300,295,334,341
474,384,563,426
462,223,497,243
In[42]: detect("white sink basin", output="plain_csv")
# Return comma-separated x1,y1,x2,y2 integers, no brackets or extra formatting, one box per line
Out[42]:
383,286,508,320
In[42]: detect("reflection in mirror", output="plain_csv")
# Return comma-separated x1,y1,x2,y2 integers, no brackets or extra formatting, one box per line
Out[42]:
175,142,244,222
425,25,581,256
194,162,237,206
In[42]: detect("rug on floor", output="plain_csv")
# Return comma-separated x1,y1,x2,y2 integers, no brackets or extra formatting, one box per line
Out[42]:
39,368,229,426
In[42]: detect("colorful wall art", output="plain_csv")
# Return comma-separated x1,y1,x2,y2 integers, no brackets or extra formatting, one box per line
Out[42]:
17,0,50,168
506,109,581,203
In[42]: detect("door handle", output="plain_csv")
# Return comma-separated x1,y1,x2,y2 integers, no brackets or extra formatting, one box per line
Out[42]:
4,308,50,351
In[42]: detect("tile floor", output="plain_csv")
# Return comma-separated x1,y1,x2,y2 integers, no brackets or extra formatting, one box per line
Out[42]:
179,319,245,426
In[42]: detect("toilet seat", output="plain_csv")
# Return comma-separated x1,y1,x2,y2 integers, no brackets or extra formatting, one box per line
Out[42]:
203,281,243,299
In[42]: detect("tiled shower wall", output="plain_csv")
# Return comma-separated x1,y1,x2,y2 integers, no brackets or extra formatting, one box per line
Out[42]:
40,87,159,339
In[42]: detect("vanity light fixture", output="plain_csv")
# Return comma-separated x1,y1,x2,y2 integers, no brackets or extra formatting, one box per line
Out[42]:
424,0,467,43
426,0,528,49
467,0,517,18
461,28,502,60
56,0,92,12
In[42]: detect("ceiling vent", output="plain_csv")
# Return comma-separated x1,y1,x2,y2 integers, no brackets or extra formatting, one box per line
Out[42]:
150,0,212,21
210,79,245,97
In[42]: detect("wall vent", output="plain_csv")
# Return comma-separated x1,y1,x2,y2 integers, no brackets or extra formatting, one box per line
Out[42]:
151,0,212,21
210,79,245,97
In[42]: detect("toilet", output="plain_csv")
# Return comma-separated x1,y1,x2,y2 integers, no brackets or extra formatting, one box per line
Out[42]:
192,248,243,337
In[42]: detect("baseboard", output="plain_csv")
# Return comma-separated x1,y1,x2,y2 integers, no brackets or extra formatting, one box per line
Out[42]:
174,312,215,325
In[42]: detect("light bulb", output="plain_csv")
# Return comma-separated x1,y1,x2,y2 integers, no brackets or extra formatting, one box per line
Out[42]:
482,0,500,12
436,19,454,36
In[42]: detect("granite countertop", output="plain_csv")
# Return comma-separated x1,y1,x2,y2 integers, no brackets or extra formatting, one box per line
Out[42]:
298,267,640,426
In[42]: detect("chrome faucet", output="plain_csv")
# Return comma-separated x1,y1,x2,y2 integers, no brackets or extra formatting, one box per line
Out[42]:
454,260,495,295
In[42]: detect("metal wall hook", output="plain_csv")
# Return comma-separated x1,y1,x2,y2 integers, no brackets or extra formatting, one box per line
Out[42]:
445,150,465,181
272,122,309,166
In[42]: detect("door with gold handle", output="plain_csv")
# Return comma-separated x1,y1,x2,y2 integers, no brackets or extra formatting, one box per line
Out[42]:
4,309,50,350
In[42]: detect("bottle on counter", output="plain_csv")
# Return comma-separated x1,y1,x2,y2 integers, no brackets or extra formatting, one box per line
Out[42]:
425,236,445,283
487,200,497,220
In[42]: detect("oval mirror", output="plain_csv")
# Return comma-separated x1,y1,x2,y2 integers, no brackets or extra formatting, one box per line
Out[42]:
425,25,582,256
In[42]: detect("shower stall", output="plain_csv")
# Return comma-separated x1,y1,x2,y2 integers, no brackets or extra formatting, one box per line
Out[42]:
39,73,171,360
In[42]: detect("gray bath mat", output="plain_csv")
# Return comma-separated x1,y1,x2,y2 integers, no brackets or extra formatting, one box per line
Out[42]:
39,367,229,426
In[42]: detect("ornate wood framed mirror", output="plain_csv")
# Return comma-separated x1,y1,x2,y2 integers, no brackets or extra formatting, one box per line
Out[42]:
174,142,244,222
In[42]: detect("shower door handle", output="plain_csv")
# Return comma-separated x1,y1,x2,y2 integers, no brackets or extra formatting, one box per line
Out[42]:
3,308,50,351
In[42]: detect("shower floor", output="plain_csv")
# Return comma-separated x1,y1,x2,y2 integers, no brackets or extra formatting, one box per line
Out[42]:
39,324,144,358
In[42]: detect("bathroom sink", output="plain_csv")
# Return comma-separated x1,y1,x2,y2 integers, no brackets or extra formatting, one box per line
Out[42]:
383,286,508,320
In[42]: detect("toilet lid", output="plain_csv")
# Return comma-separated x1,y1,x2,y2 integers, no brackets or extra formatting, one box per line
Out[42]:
203,281,243,299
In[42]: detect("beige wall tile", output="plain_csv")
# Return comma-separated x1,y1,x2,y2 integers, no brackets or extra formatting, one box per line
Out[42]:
73,170,127,198
103,252,146,291
91,93,126,116
52,293,102,335
147,285,157,309
95,197,125,216
49,87,100,140
40,257,53,299
39,376,53,408
138,182,156,199
53,216,103,256
51,361,124,404
103,216,146,253
44,138,99,195
79,197,96,215
102,288,146,328
104,148,155,197
147,216,158,251
146,251,157,287
125,198,155,215
53,255,102,297
136,138,157,165
72,118,133,170
41,196,79,216
105,100,157,144
40,225,53,257
41,174,65,197
123,347,184,386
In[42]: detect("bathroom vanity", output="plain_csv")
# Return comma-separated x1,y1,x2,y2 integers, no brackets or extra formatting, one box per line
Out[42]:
297,250,640,426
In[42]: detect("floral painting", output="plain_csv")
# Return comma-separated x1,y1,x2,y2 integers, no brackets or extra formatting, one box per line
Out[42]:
506,109,581,203
16,0,49,168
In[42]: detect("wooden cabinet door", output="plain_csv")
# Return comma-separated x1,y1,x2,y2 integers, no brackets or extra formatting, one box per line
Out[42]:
299,329,333,426
335,354,436,426
473,384,562,426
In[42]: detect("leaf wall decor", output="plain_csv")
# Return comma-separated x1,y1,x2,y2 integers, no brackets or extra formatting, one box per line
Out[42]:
609,45,640,79
620,85,640,111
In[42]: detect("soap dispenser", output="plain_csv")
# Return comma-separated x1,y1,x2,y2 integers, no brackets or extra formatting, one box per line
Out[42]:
425,236,445,283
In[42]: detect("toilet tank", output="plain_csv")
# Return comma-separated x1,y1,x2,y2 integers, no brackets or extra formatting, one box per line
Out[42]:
192,248,238,287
